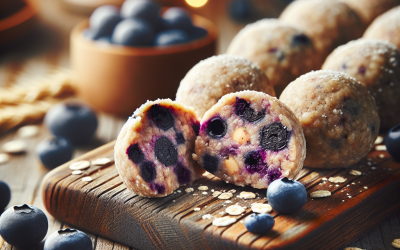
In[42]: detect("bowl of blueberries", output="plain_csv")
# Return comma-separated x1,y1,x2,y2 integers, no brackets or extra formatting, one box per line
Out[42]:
71,0,217,115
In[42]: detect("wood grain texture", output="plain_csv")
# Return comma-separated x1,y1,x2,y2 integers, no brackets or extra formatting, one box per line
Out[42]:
41,141,400,250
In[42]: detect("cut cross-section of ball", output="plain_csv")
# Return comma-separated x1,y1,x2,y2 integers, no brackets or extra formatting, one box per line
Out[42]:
114,99,204,197
194,91,306,189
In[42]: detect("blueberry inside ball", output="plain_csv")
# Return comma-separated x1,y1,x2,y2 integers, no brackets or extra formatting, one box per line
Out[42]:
292,34,311,46
140,161,157,183
174,163,191,185
202,153,219,174
206,116,227,139
154,136,178,166
386,124,400,162
244,150,267,174
44,228,92,250
235,98,265,122
148,104,175,131
260,122,289,151
127,143,144,164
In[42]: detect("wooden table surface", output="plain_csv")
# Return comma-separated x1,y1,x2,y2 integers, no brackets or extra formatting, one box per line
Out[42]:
0,0,399,249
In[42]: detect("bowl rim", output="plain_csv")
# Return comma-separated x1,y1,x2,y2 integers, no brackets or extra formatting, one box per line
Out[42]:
71,13,218,56
0,0,36,32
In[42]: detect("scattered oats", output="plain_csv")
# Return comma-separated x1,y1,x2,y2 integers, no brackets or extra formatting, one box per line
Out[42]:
240,220,244,223
212,217,236,227
211,189,214,192
239,191,256,199
226,181,229,183
225,200,232,203
348,196,352,198
205,206,207,208
226,205,246,215
392,239,400,249
71,170,82,175
212,191,222,197
219,211,226,215
310,190,331,198
194,207,201,211
185,188,194,193
319,183,323,185
349,170,362,176
177,190,181,193
335,184,339,187
218,192,233,200
329,176,347,183
82,177,92,182
342,200,345,202
251,203,272,213
173,192,176,194
375,145,387,151
329,185,332,187
91,158,111,166
198,186,208,191
69,161,91,170
202,192,208,195
228,189,236,194
2,140,27,153
371,167,376,170
172,200,176,202
322,177,328,181
344,247,366,250
0,153,10,164
202,214,213,220
193,194,198,196
374,136,383,144
364,186,368,189
379,154,385,159
18,125,39,138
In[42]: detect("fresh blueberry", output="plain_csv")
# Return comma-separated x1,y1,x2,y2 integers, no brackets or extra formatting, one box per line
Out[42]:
386,124,400,162
235,98,265,122
228,0,255,23
162,7,193,32
120,0,163,31
45,103,98,145
44,228,92,250
260,122,289,151
154,29,190,46
127,143,144,164
36,137,74,170
188,26,208,41
267,177,307,214
148,104,174,131
140,161,156,182
0,204,48,248
244,213,274,234
202,153,219,174
112,18,155,46
89,5,121,39
154,136,178,166
206,116,227,139
0,181,11,212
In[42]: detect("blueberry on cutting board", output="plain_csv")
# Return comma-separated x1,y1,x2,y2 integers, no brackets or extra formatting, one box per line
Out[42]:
112,18,155,46
0,180,11,212
244,213,275,234
0,204,48,248
267,177,307,214
386,124,400,162
44,228,92,250
44,103,98,145
36,137,74,170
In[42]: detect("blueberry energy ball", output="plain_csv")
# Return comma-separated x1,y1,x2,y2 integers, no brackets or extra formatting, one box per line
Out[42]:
279,0,365,65
322,39,400,130
176,54,275,118
114,99,203,197
339,0,399,26
194,91,306,189
363,6,400,50
227,19,319,96
280,70,380,168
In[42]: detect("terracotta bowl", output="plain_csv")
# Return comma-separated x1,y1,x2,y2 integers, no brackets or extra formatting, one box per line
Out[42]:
0,0,36,47
71,14,217,116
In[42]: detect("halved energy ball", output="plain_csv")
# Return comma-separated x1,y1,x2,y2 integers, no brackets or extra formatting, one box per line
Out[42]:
114,99,204,197
194,91,306,189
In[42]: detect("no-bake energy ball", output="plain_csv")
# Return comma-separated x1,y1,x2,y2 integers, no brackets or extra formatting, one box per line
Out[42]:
227,19,320,96
280,70,379,168
194,91,306,189
363,6,400,50
322,39,400,130
114,99,204,197
176,54,275,118
339,0,399,26
279,0,365,65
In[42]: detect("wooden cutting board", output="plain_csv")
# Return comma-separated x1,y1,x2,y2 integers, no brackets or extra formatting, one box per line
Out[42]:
41,139,400,250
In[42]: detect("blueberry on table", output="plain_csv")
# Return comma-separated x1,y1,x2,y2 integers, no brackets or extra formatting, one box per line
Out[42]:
0,180,11,212
154,29,190,46
162,7,193,32
120,0,163,31
244,213,275,234
44,103,98,145
386,124,400,162
112,18,155,46
267,177,307,214
0,204,48,248
44,228,92,250
36,137,74,170
89,5,121,39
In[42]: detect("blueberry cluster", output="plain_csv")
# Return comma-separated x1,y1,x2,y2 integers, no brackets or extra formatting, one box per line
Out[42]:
85,0,208,47
36,103,98,170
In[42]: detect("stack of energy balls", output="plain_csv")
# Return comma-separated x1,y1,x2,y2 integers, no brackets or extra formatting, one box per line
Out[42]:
115,0,400,198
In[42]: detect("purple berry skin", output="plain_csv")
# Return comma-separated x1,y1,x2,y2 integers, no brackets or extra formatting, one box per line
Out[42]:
386,124,400,162
162,7,193,32
244,213,274,234
267,177,307,214
112,18,155,47
0,181,11,212
120,0,164,31
0,204,48,248
89,5,121,39
44,228,92,250
45,103,98,145
36,137,74,170
154,29,190,46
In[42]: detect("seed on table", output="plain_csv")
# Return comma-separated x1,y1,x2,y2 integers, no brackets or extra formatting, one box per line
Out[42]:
185,188,194,193
374,136,383,145
91,158,112,166
212,191,222,197
212,217,237,227
375,145,387,151
0,153,10,165
218,193,233,200
239,191,256,199
328,176,347,183
82,177,93,182
198,186,208,191
251,203,272,213
226,205,245,215
349,170,362,176
310,190,331,198
18,125,39,138
392,239,400,249
71,170,82,175
69,161,90,170
2,140,27,153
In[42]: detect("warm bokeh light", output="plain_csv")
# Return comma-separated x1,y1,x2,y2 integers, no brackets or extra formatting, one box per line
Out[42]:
186,0,208,8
